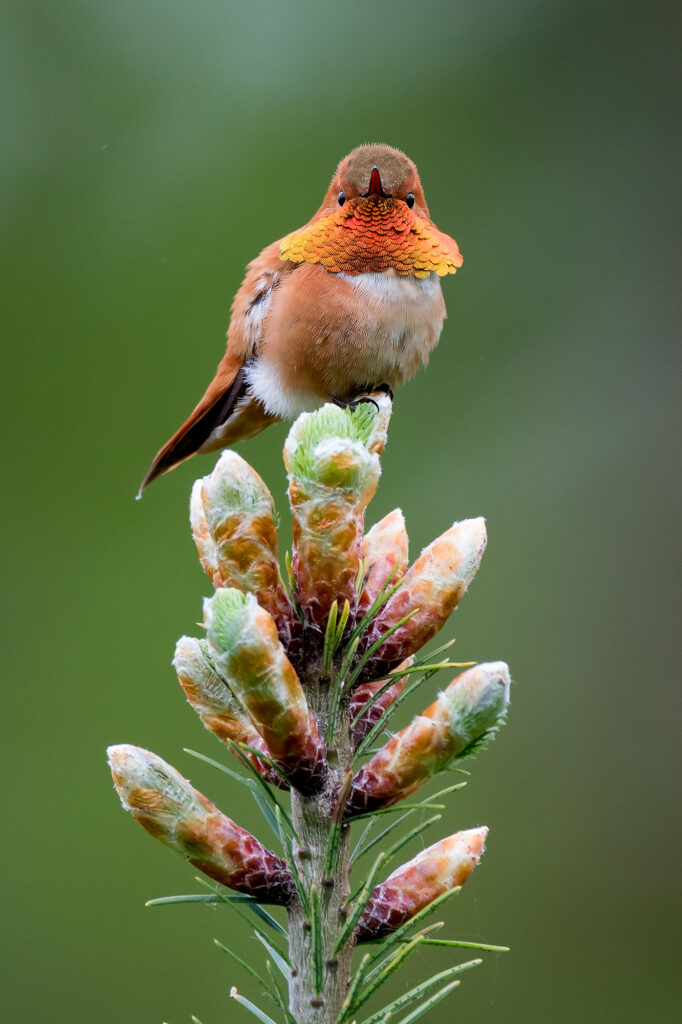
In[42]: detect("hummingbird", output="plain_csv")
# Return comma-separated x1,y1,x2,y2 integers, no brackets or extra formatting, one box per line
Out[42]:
140,143,463,492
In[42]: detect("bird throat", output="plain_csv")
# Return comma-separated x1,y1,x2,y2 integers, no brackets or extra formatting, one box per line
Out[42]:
280,196,463,279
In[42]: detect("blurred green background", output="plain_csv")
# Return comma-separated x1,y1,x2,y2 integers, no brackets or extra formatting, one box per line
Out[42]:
2,1,679,1021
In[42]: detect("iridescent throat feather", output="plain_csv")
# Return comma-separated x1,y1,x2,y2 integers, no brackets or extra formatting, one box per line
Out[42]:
280,195,463,278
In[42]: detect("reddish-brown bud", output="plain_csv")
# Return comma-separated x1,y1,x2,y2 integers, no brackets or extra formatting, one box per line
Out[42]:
358,508,409,616
360,518,487,679
356,828,487,941
107,745,295,905
347,662,510,815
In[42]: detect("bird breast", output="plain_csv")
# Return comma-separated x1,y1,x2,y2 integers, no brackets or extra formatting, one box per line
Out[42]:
248,265,446,418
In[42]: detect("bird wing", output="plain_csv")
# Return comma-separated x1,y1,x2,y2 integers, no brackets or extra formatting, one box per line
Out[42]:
139,241,289,493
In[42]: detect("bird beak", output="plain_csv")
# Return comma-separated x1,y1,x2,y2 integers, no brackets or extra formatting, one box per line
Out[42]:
366,166,385,196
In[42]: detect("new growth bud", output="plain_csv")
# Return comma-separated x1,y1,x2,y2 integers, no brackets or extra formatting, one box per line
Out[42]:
283,403,383,630
347,662,510,815
204,588,326,793
360,518,488,679
173,636,287,788
358,509,409,616
190,452,295,644
107,744,295,905
357,828,488,941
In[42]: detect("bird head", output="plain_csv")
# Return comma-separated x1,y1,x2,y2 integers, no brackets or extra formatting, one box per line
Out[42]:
280,143,462,278
322,143,430,220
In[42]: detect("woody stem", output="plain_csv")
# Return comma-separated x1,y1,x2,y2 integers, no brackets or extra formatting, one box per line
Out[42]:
288,666,354,1023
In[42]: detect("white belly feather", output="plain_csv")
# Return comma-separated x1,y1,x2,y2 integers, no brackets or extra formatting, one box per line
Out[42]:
337,270,445,384
247,269,445,418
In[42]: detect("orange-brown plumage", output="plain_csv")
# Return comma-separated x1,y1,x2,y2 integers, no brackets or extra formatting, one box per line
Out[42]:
140,143,462,492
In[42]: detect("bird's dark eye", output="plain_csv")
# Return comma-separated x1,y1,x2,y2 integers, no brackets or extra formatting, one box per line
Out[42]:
338,190,346,206
405,192,415,209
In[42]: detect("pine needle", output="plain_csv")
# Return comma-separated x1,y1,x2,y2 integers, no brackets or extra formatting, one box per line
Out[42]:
214,938,275,994
360,962,479,1024
325,771,353,877
335,598,351,646
182,748,258,793
344,608,420,693
345,564,404,647
322,600,339,674
310,884,323,995
351,931,426,1017
393,979,460,1023
328,635,360,739
333,852,386,956
254,931,290,979
226,740,294,837
415,938,510,953
275,804,309,914
332,951,372,1024
145,892,255,908
351,781,468,860
196,877,288,943
229,988,279,1024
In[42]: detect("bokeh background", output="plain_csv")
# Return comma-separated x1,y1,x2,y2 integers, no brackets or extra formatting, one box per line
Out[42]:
2,1,680,1021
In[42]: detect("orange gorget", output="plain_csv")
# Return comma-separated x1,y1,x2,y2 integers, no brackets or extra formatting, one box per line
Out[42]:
280,196,463,279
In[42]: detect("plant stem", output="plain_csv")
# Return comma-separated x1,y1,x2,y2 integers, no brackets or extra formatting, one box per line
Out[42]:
288,662,354,1023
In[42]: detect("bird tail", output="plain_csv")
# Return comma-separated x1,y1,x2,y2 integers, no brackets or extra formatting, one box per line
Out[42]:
138,361,276,494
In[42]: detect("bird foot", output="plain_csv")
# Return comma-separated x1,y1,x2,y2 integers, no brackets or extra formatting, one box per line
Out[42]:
331,384,393,413
332,394,379,412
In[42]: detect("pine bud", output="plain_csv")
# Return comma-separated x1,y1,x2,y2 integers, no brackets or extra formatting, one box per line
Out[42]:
204,589,326,793
347,662,510,815
173,636,287,788
190,452,295,644
358,509,409,616
357,828,488,941
283,403,382,630
107,745,295,905
360,518,487,679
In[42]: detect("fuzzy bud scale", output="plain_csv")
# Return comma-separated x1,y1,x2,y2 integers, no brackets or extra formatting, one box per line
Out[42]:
107,745,294,904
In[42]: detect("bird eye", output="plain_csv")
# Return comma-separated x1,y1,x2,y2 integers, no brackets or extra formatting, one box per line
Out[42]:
338,190,346,206
405,192,415,209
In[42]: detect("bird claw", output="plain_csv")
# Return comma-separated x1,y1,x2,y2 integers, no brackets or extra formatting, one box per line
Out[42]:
332,384,393,413
332,395,380,413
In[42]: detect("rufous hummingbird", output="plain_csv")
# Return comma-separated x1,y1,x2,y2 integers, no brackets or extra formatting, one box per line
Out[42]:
140,143,462,492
